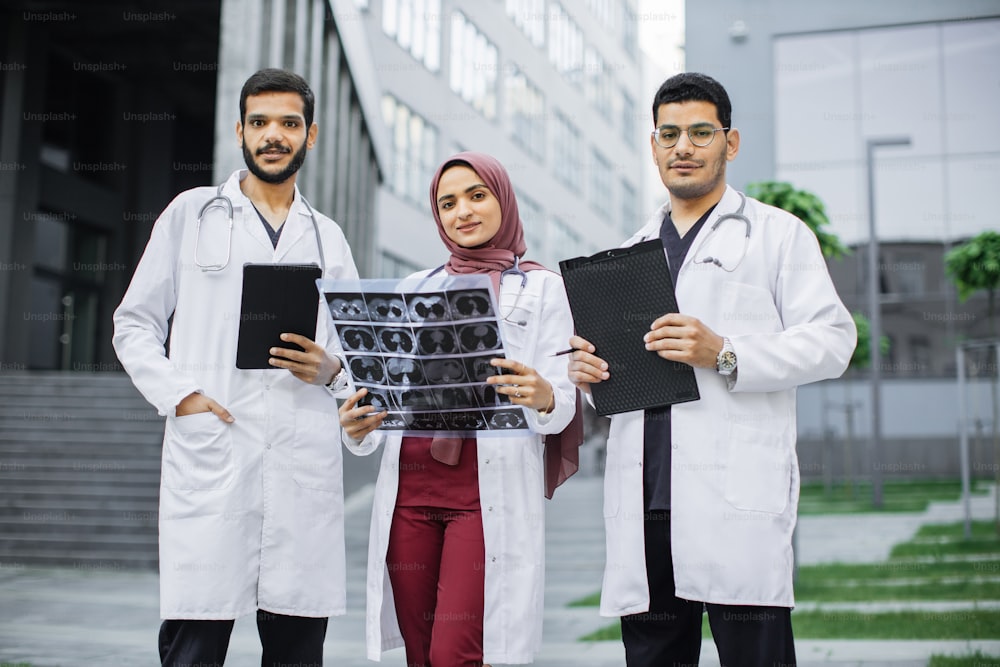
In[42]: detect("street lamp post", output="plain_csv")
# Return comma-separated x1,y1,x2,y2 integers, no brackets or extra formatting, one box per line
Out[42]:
865,136,911,510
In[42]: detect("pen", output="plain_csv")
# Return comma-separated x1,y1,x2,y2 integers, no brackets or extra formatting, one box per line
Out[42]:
551,348,579,357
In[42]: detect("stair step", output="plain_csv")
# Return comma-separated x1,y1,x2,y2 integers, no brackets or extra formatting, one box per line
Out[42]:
0,371,165,569
0,496,158,512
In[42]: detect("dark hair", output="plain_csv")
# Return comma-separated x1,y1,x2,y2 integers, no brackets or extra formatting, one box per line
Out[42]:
239,68,316,127
651,72,731,130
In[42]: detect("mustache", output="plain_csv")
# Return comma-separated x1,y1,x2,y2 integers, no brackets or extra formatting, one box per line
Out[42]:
256,143,291,155
668,158,703,167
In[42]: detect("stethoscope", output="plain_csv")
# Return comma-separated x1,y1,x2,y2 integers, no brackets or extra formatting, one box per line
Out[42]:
425,255,530,326
688,192,752,272
195,183,326,273
498,255,529,326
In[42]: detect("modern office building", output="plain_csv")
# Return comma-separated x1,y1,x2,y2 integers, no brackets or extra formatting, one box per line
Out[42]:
684,1,1000,478
0,0,389,567
351,0,645,277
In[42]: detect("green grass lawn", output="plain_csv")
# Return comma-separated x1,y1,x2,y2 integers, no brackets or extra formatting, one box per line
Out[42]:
579,610,1000,642
796,520,1000,603
929,651,1000,667
798,478,990,515
574,518,1000,641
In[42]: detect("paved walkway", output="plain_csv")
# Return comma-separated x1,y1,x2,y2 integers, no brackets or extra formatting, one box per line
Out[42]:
1,474,998,666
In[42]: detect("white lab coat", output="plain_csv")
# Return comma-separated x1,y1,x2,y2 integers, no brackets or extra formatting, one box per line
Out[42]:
345,268,576,664
113,170,359,619
599,185,856,616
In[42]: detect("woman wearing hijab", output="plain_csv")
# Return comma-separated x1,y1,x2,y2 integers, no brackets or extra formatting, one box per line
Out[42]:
339,152,583,666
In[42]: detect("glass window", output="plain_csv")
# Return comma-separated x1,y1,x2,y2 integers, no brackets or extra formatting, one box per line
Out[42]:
505,68,546,160
586,0,615,28
886,252,925,295
450,11,498,119
552,216,582,264
585,46,612,120
518,192,546,261
381,94,439,204
621,1,637,60
382,0,441,72
621,90,636,143
552,111,582,192
381,251,422,279
506,0,545,48
590,149,612,219
621,179,637,234
548,3,583,85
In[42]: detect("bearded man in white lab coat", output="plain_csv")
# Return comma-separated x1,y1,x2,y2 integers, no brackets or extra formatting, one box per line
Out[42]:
568,72,857,666
113,68,358,667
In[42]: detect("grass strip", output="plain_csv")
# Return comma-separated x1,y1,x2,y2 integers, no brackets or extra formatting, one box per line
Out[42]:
580,610,1000,642
929,651,1000,667
798,479,989,515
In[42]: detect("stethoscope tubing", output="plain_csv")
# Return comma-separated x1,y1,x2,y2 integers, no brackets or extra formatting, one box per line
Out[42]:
194,182,326,274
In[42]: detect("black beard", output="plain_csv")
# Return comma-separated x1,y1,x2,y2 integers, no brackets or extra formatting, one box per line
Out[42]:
242,140,308,184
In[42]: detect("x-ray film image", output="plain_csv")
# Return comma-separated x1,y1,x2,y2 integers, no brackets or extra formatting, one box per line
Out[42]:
392,388,438,412
320,276,530,436
489,408,527,430
409,413,449,431
406,293,452,322
448,289,495,320
446,411,488,430
385,357,426,386
380,413,411,430
423,358,469,384
416,326,460,356
375,326,416,355
357,386,395,412
465,354,503,384
339,325,378,353
432,386,476,410
474,382,512,409
349,355,387,384
366,293,409,322
326,293,369,321
457,321,502,353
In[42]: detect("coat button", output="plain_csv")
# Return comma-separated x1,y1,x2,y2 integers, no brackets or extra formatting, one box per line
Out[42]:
485,459,490,464
491,556,496,562
488,506,493,512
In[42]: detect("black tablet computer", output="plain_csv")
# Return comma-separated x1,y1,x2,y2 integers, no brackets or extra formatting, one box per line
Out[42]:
235,263,323,369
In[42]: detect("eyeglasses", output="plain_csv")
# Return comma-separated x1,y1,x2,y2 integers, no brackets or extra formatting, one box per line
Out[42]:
652,123,729,149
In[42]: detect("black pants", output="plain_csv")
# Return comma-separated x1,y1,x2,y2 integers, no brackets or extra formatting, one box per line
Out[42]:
620,511,796,667
159,609,328,667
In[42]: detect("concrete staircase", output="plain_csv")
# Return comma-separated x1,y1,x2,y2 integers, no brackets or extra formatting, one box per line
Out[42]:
0,372,163,570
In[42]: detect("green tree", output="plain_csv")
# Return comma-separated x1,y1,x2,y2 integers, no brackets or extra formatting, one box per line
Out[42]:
746,180,848,259
945,231,1000,533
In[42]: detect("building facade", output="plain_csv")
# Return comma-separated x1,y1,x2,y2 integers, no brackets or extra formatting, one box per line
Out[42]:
684,0,1000,479
0,0,387,373
350,0,645,277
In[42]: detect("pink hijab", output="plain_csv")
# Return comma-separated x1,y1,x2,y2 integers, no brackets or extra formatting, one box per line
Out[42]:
427,152,583,498
429,151,547,293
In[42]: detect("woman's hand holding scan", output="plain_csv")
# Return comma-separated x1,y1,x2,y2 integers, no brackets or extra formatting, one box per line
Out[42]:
339,388,387,440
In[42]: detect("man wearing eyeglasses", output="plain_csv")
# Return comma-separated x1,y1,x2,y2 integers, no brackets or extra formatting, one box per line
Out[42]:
568,72,857,666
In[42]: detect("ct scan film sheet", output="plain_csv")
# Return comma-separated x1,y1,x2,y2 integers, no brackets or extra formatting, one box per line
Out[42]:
319,275,529,437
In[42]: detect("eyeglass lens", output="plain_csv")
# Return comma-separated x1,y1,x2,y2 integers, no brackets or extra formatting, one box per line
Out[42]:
654,124,725,148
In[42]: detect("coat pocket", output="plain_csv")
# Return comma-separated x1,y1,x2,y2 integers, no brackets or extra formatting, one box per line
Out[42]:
162,412,234,490
292,408,342,492
723,422,791,514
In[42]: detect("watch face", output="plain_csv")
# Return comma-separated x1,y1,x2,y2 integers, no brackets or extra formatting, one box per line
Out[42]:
719,350,737,372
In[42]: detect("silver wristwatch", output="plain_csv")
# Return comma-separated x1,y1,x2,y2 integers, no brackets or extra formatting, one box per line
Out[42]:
716,337,737,376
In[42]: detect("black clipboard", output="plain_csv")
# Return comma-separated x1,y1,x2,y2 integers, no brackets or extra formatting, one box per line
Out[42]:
559,240,700,416
236,263,322,369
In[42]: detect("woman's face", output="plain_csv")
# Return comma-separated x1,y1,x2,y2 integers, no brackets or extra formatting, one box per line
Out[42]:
435,165,502,248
